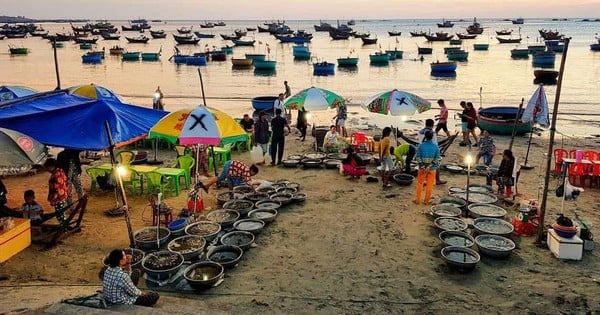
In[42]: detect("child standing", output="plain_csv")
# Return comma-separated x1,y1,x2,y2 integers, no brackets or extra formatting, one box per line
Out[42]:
476,130,495,165
20,190,44,224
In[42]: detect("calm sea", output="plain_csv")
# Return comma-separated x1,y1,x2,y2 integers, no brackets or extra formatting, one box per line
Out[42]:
2,18,600,135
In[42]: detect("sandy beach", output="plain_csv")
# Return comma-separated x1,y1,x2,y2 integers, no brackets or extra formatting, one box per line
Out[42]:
1,125,600,314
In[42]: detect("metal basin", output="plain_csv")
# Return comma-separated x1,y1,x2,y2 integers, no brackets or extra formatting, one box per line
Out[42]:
185,221,222,242
431,205,462,218
473,217,514,236
434,216,468,232
206,209,240,227
468,203,507,219
142,251,184,280
233,218,265,234
270,192,293,206
223,199,254,217
184,261,224,290
438,196,468,210
206,245,243,269
134,227,171,250
220,230,255,250
450,192,498,204
255,199,282,210
441,246,480,271
248,208,278,224
167,235,206,261
439,230,475,248
475,234,515,258
233,185,254,194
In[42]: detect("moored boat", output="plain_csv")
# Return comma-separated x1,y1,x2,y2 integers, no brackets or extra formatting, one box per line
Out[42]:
369,52,389,64
194,32,215,38
438,19,454,28
532,51,556,66
418,46,433,54
591,43,600,51
232,39,255,46
534,69,559,81
527,45,546,54
101,33,121,40
141,51,161,61
495,29,512,36
449,39,462,45
510,48,529,58
185,54,207,65
478,107,532,135
456,33,477,39
292,45,311,59
245,53,266,61
447,50,469,61
125,35,150,43
313,61,335,75
425,33,453,41
79,43,93,50
109,45,124,55
121,51,141,61
496,36,522,44
430,61,457,72
220,46,233,54
231,58,253,67
385,49,403,59
473,43,489,51
337,57,359,67
443,47,462,54
410,30,427,37
361,37,377,45
81,52,102,63
8,46,28,55
388,31,402,36
512,18,524,24
150,30,167,39
466,18,484,34
253,59,276,70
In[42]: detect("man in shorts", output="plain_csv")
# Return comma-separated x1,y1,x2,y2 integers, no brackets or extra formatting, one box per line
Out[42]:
434,99,451,138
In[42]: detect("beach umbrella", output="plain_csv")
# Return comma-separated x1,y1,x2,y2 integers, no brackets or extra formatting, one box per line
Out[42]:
362,89,431,116
148,106,248,146
520,84,550,170
68,84,124,102
0,127,48,175
0,86,37,102
283,87,345,111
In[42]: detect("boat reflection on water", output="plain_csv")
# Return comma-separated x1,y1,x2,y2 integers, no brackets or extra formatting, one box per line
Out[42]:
431,70,457,79
254,68,277,76
337,65,358,73
232,65,253,71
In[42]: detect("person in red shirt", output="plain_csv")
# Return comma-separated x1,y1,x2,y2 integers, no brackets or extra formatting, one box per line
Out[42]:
44,158,69,228
197,160,259,191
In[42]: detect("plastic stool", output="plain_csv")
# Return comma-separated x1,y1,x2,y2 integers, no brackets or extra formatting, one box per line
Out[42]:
152,206,173,226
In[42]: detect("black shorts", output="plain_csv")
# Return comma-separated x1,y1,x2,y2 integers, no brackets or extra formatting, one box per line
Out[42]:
467,122,477,130
435,122,448,133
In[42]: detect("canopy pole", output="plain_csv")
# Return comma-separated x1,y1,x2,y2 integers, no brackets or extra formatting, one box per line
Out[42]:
197,68,207,106
52,38,61,90
537,38,570,244
522,124,535,168
508,98,524,152
105,121,135,248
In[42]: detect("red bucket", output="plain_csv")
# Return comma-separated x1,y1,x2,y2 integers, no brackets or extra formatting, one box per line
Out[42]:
187,199,204,214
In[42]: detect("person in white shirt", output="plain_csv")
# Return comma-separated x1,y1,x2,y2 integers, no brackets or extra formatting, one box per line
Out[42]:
273,93,286,119
323,125,340,152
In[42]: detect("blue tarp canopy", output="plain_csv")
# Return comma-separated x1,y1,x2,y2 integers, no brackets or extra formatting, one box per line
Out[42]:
0,90,168,151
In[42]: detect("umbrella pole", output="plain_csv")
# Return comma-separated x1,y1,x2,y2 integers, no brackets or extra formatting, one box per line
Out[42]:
197,68,207,106
508,98,524,152
105,121,136,248
52,38,61,90
537,38,570,244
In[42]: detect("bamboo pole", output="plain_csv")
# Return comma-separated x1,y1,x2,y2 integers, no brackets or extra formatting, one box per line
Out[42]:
508,98,524,152
52,38,61,90
536,38,570,244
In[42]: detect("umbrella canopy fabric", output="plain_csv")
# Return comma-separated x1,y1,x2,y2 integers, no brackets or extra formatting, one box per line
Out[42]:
0,86,37,102
522,84,549,128
0,90,167,151
0,127,47,175
68,84,124,102
148,106,248,146
362,89,431,116
283,87,345,111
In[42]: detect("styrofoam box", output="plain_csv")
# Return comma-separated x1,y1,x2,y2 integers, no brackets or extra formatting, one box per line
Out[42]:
547,229,583,261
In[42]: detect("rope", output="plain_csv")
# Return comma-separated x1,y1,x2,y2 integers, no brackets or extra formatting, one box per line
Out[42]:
0,284,438,305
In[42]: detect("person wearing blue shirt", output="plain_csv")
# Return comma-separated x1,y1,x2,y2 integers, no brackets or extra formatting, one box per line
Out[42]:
413,130,441,205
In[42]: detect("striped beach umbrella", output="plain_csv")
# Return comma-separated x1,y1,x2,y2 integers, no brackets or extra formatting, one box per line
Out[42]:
362,89,431,116
283,87,345,111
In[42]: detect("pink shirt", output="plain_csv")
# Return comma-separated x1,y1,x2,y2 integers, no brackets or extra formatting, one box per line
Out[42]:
439,106,448,123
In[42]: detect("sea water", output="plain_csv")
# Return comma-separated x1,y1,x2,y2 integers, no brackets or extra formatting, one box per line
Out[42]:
2,18,600,135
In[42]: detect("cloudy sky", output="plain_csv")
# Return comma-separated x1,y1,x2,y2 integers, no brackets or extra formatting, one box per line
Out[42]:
1,0,599,20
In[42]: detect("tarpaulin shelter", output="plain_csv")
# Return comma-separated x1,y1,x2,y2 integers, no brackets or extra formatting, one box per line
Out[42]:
0,89,167,150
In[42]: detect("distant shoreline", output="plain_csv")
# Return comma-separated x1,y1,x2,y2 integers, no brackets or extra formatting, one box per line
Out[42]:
0,15,86,23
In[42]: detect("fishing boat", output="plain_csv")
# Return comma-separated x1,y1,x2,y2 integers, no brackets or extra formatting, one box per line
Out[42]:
73,37,99,44
410,31,427,37
512,18,524,25
449,39,462,45
496,36,522,44
329,31,351,40
478,107,532,135
538,29,563,40
194,32,215,38
313,61,335,75
314,21,333,32
417,46,433,54
456,33,477,39
388,31,402,36
200,22,215,28
173,34,200,45
275,34,312,44
337,57,359,67
545,40,565,53
51,42,64,48
430,61,457,72
121,51,141,61
528,45,546,54
220,46,233,54
253,59,277,70
252,96,277,110
185,54,207,66
215,21,226,27
177,26,192,34
245,53,266,61
473,43,489,51
532,51,556,66
510,48,529,58
292,45,311,59
150,30,167,39
231,58,253,67
234,29,247,37
385,49,403,59
232,39,255,46
109,45,124,55
361,37,377,45
8,46,28,55
246,27,257,32
101,33,120,40
220,33,241,40
437,19,454,28
591,43,600,51
369,52,389,64
141,50,161,61
79,43,93,50
466,18,484,34
533,69,559,82
443,47,462,54
447,50,469,61
125,35,150,43
81,52,102,63
424,33,453,41
210,50,227,61
496,29,512,36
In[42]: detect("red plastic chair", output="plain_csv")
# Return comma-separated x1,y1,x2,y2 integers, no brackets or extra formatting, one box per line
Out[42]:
553,148,568,175
568,162,587,187
590,162,600,188
583,150,597,162
568,149,577,159
350,132,369,153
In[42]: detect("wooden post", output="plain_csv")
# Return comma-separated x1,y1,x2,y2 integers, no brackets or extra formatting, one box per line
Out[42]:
536,38,570,244
508,98,524,152
52,38,61,90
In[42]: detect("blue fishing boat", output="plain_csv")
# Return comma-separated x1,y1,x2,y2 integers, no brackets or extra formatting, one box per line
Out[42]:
369,52,389,64
532,51,556,66
478,107,531,135
220,46,233,54
79,43,93,50
122,51,141,61
430,61,457,72
510,48,529,58
232,39,255,46
473,43,489,51
313,61,335,76
385,49,404,59
591,44,600,51
186,54,207,65
252,96,277,111
81,52,102,64
447,50,469,61
337,57,359,67
293,45,311,59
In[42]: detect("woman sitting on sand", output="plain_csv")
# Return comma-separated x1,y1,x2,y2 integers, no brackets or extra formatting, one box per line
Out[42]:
341,146,367,179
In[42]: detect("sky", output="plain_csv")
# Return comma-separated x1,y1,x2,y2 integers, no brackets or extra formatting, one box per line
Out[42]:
1,0,599,20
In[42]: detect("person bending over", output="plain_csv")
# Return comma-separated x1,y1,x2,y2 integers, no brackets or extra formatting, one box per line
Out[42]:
197,160,258,192
103,249,159,307
394,143,417,174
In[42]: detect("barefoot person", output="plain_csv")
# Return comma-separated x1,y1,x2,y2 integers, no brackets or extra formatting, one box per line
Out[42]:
414,131,441,205
379,127,394,188
434,99,451,138
44,158,69,229
103,249,159,307
197,160,259,192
